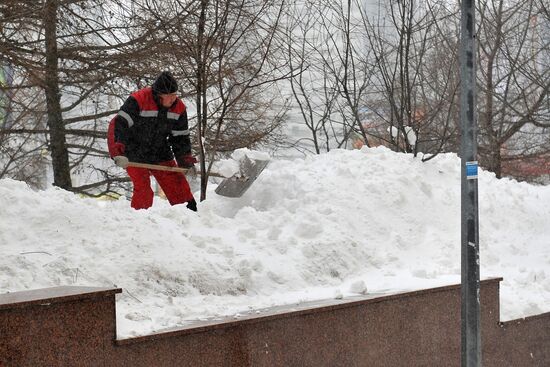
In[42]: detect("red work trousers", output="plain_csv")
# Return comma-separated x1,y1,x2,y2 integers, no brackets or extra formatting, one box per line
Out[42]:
126,160,194,210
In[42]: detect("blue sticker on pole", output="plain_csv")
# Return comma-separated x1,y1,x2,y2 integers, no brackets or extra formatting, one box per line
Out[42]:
466,161,478,180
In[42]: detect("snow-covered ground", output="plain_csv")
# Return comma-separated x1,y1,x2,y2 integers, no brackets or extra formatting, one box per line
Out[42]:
1,147,549,338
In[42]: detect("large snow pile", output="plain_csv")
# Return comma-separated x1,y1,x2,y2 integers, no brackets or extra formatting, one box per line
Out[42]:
1,147,549,338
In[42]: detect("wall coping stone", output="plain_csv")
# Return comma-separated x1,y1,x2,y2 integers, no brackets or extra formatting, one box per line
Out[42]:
0,286,121,311
117,277,504,345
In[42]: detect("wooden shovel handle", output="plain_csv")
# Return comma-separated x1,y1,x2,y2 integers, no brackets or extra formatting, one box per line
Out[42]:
127,161,188,173
127,161,226,179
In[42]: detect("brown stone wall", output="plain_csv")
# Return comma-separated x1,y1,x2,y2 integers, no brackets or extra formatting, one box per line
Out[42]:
0,287,119,367
0,280,548,366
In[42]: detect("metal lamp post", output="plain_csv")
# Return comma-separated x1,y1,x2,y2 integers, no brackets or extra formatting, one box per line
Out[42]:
460,0,481,366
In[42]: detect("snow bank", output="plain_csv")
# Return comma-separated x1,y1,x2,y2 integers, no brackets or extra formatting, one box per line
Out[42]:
1,147,549,337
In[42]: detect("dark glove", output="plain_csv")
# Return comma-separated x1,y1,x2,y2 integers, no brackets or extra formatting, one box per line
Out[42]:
177,154,198,169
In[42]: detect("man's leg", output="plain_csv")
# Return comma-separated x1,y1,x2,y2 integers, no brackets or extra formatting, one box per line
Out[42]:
153,161,195,208
126,167,154,209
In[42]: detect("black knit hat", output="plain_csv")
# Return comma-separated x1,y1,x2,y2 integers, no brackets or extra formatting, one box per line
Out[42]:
152,71,178,94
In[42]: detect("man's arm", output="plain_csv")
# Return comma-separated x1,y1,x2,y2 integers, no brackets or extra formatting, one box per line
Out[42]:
114,96,140,146
169,105,197,168
169,106,192,157
110,96,140,168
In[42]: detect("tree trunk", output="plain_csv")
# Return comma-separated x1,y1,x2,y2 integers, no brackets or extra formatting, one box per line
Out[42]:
43,0,72,189
196,0,207,201
487,143,502,179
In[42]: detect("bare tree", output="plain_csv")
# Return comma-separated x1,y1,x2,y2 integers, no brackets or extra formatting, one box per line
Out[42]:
0,0,172,195
357,0,461,159
283,0,375,154
0,72,49,188
284,0,460,158
284,0,340,154
321,0,374,149
476,0,550,178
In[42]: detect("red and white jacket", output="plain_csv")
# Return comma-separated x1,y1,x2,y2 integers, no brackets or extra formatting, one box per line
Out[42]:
108,87,191,164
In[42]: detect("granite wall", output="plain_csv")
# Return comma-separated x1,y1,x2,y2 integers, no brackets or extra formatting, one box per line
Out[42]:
0,279,548,366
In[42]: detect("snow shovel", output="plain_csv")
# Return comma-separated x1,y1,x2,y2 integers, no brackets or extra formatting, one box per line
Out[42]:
126,156,268,198
214,156,269,198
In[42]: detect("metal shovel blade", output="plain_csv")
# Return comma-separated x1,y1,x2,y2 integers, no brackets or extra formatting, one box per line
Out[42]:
215,156,269,198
